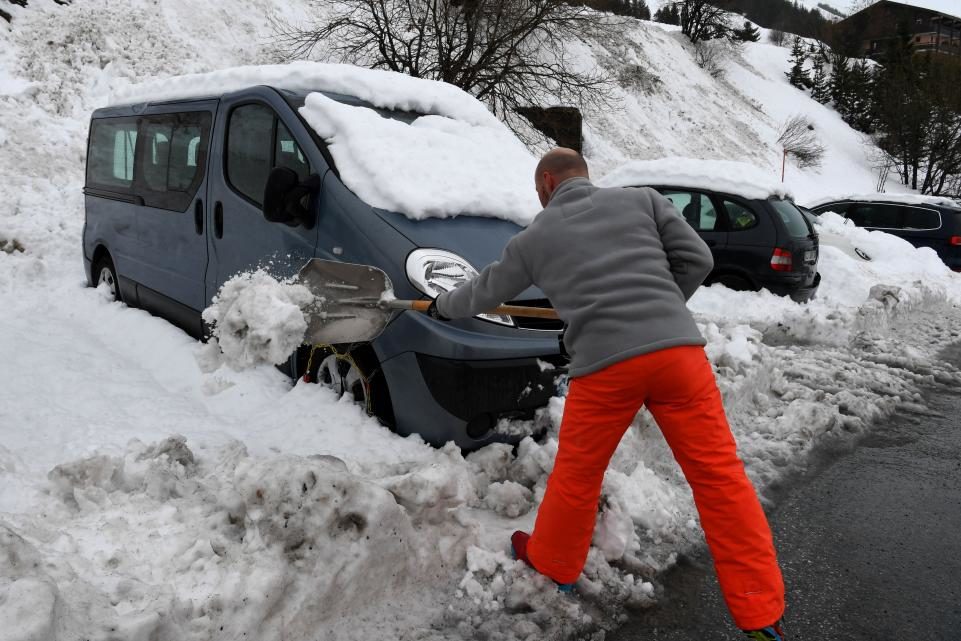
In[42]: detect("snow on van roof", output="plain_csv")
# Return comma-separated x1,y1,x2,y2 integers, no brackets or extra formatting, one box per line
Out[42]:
112,63,540,224
805,193,961,210
109,62,499,128
597,158,792,201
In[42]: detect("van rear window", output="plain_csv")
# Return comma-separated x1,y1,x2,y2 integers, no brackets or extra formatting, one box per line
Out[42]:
770,199,813,238
87,118,139,190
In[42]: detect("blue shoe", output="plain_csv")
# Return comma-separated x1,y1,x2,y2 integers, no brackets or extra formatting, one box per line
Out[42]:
510,531,575,593
743,620,785,641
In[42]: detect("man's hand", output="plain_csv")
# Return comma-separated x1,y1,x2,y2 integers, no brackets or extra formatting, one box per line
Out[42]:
427,300,449,321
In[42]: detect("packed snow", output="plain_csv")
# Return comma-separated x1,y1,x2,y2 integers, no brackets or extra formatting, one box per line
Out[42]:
299,92,540,223
201,270,313,370
598,157,792,200
3,1,961,641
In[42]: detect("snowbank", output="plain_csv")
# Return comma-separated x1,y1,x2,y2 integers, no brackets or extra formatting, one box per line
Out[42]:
598,157,792,201
299,92,540,224
813,212,960,305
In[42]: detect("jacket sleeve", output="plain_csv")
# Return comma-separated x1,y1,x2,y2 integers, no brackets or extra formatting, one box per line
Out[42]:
648,189,714,301
436,234,533,319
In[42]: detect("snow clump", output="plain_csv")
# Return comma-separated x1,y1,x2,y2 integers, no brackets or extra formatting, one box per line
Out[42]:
202,270,313,369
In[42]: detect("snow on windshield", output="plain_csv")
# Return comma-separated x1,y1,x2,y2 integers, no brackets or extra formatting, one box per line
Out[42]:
110,62,541,224
598,157,792,201
299,92,540,225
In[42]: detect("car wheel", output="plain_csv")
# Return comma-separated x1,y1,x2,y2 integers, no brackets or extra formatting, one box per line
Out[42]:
716,274,756,292
302,344,394,425
92,253,121,302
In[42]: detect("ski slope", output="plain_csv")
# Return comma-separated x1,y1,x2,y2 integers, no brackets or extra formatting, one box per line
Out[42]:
2,1,961,640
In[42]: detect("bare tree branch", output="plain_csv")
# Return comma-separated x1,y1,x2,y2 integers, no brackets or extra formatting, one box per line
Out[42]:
778,114,826,169
272,0,618,124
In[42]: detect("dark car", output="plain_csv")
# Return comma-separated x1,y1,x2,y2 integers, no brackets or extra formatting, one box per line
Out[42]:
599,164,821,302
806,196,961,271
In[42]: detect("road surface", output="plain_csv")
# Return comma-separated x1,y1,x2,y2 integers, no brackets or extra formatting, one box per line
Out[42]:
611,346,961,640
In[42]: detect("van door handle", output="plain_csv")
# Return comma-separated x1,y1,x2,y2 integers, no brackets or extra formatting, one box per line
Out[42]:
194,200,204,235
214,202,224,239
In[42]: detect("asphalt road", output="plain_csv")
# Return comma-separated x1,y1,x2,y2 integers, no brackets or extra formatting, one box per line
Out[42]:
611,346,961,641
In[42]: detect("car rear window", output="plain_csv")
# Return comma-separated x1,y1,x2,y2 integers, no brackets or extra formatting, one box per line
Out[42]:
770,199,813,238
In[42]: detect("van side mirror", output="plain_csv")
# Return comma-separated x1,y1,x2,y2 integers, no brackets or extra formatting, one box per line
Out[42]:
263,167,320,228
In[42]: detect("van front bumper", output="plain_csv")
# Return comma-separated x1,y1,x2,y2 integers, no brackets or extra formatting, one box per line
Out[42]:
373,309,564,449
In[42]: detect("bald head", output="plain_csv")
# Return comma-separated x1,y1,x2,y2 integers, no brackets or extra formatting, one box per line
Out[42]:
535,148,590,207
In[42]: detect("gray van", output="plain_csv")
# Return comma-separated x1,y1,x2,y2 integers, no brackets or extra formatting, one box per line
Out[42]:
82,84,564,449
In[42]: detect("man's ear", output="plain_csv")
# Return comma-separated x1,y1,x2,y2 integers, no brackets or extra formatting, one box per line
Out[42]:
544,172,557,193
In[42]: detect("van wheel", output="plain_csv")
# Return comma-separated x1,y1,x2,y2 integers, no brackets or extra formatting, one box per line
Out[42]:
302,345,394,425
93,254,121,302
716,274,756,292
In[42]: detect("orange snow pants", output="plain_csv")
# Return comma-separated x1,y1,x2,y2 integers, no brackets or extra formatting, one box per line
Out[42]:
526,345,785,631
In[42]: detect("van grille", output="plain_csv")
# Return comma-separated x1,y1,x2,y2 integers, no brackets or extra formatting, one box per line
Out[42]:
416,354,564,421
507,299,564,331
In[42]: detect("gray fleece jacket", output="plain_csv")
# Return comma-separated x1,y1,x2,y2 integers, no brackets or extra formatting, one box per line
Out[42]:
436,177,714,378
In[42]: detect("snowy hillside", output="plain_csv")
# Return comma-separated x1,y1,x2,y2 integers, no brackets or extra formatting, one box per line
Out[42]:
3,1,961,640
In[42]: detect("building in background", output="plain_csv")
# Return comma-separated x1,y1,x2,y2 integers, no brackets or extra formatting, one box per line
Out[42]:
837,0,961,59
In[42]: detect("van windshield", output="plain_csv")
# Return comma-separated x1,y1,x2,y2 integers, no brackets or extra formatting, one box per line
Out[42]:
770,199,814,238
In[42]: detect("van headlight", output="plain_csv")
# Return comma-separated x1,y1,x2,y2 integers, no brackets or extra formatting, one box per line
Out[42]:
406,248,514,327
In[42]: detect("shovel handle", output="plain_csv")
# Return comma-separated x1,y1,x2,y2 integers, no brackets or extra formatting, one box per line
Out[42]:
390,299,560,320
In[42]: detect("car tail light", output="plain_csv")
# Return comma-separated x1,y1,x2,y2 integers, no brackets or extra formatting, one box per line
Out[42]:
771,248,793,272
950,236,961,246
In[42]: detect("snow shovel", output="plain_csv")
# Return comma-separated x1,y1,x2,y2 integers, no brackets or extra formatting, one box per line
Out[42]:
297,258,559,344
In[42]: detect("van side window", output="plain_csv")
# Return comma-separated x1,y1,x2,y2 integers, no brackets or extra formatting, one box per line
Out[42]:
87,118,139,191
276,121,310,181
169,124,205,190
142,122,172,192
227,105,311,206
138,112,212,211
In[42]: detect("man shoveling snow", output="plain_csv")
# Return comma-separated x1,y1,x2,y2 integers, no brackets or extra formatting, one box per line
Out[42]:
433,148,786,641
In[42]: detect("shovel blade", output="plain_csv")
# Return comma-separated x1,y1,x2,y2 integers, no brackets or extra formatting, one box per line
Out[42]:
297,259,394,344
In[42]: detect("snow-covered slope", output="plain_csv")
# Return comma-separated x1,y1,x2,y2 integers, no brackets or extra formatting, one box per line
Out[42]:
3,2,961,641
